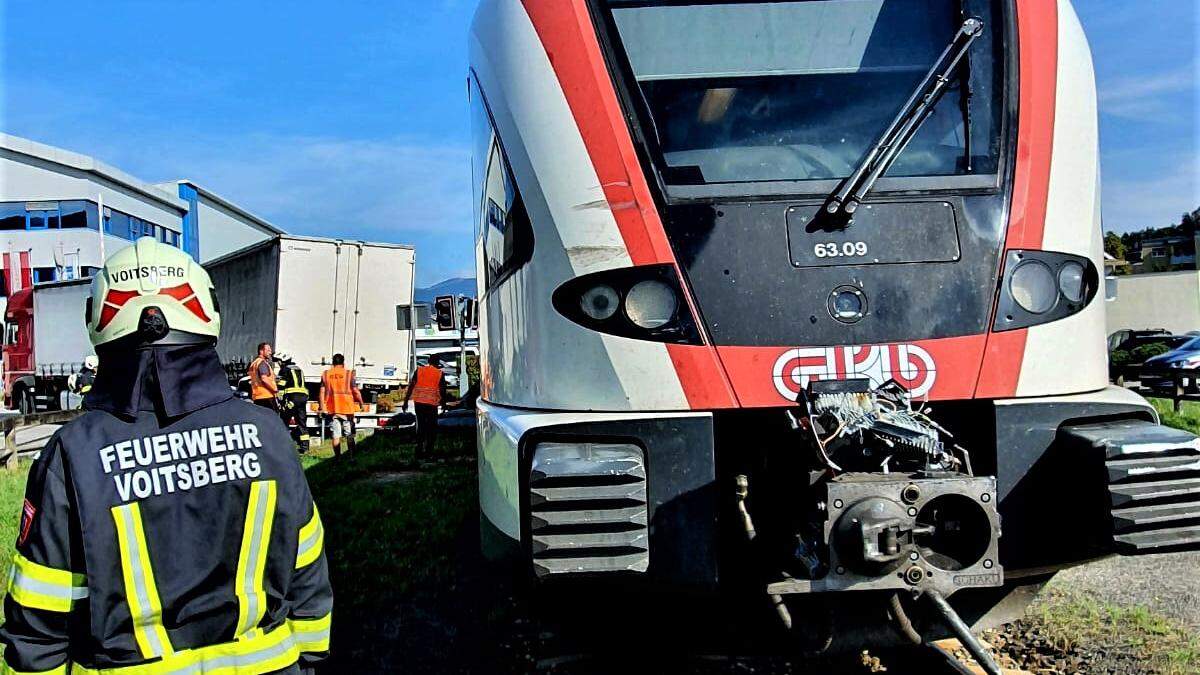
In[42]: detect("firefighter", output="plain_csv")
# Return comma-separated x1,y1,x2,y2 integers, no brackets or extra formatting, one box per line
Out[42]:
319,353,363,457
402,355,448,463
0,237,333,674
249,341,278,410
68,354,99,396
65,355,99,410
277,353,311,453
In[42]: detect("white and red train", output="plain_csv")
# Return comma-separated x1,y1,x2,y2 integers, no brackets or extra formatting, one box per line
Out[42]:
468,0,1200,655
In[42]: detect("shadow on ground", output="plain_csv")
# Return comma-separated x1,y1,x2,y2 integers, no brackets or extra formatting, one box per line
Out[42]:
303,433,955,675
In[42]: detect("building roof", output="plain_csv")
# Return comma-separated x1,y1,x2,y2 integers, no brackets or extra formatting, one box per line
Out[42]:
0,133,188,213
157,180,286,236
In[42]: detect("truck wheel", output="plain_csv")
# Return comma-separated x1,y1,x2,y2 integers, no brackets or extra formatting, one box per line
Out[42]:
15,389,34,416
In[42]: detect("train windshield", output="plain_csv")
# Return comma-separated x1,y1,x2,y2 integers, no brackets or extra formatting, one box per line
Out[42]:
603,0,1004,194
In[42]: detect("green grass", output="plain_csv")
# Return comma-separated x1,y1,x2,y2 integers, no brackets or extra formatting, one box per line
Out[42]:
1030,588,1200,674
0,431,477,615
300,432,477,608
0,463,30,604
1149,396,1200,435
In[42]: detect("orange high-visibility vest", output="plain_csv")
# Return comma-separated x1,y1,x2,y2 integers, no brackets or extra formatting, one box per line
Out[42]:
249,357,274,401
410,365,443,406
322,366,358,415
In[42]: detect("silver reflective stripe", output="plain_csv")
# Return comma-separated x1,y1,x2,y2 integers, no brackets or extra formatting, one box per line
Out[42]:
296,518,323,564
10,569,88,601
236,481,276,638
113,503,171,658
162,636,295,675
130,630,298,675
293,623,330,648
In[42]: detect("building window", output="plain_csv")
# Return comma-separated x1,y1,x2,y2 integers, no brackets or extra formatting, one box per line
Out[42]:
105,211,132,239
26,209,58,230
59,201,89,228
0,200,176,242
0,203,25,230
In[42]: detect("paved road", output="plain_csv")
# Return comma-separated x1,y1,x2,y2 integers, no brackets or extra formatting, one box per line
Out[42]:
1051,552,1200,628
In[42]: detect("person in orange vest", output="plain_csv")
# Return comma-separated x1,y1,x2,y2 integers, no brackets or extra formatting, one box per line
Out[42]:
248,342,278,410
402,355,448,463
319,353,363,457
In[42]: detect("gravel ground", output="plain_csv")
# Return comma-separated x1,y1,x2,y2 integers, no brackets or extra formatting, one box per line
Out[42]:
1050,552,1200,629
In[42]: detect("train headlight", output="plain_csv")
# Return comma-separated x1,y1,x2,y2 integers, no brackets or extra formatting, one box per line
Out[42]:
1057,261,1086,304
579,285,620,321
994,250,1099,332
1009,261,1056,314
553,264,702,344
624,280,678,329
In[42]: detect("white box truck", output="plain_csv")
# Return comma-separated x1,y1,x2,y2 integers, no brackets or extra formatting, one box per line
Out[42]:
3,279,95,413
204,235,417,428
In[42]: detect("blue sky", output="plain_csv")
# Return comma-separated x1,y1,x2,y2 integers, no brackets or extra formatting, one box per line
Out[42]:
1,1,1196,284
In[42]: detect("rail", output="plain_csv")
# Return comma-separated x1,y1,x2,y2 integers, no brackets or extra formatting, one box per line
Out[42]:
0,409,85,470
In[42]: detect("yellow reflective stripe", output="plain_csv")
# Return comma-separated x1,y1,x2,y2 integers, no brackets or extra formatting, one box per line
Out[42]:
71,621,302,675
0,659,69,675
288,613,331,654
7,552,87,612
295,505,324,569
235,481,277,639
112,503,173,659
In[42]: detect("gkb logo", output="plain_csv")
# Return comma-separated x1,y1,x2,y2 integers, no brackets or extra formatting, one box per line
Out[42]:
772,344,937,400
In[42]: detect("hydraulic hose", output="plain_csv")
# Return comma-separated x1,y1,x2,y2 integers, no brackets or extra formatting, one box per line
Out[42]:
888,592,924,645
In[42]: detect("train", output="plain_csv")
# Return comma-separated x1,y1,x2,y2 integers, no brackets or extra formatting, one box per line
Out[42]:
467,0,1200,663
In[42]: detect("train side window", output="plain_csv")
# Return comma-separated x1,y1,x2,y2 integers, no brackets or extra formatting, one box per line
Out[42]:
471,75,534,292
480,143,533,289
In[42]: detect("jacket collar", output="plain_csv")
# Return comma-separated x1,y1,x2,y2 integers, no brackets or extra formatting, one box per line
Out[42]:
85,344,234,420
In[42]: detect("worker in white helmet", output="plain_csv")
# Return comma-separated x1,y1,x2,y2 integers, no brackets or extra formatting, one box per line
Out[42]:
67,354,99,398
0,237,333,674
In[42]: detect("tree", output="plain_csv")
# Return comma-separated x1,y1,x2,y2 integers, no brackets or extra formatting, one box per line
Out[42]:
1103,231,1126,261
1182,211,1197,237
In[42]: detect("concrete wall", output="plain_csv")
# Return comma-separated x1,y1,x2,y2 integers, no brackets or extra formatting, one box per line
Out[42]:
1,140,185,272
194,196,276,263
0,230,132,273
1106,270,1200,335
0,143,185,227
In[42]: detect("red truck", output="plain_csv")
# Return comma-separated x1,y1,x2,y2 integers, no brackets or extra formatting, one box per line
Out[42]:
3,279,95,414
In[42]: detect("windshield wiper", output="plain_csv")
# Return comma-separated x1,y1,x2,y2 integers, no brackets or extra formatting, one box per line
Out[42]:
826,17,985,216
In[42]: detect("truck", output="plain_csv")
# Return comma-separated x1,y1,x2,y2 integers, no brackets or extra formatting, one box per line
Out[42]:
204,234,417,429
3,278,95,413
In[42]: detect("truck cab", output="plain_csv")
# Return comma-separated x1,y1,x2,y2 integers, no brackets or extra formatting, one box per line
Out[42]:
3,288,35,413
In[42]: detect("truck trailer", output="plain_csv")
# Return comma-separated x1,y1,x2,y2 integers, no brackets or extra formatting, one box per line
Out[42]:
468,0,1200,663
204,234,417,425
3,278,95,413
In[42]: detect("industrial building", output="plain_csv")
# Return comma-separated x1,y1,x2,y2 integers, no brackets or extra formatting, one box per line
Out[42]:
1107,270,1200,335
0,134,283,294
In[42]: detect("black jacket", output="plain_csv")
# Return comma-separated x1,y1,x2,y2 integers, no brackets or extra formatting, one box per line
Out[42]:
1,345,332,674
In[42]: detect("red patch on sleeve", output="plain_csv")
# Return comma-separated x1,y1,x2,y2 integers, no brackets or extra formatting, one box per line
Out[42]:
18,499,36,546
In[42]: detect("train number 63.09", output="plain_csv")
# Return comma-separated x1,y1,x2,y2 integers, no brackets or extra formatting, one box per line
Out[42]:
814,241,868,258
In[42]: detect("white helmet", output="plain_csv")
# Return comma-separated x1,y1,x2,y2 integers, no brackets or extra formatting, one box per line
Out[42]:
86,237,221,347
84,355,99,370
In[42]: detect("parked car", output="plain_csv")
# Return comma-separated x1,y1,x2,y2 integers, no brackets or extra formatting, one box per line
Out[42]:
1108,331,1186,385
1139,336,1200,392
